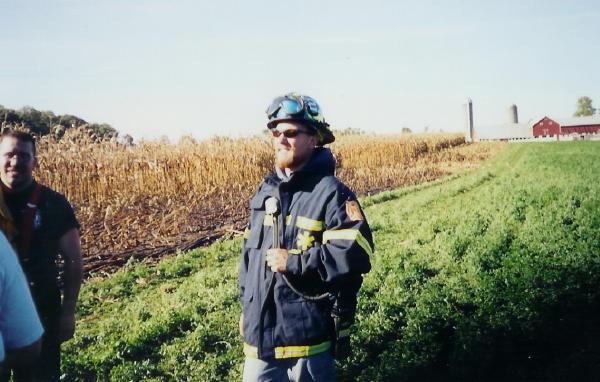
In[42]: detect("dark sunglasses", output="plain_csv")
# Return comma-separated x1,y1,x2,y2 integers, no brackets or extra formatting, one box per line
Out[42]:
271,128,313,139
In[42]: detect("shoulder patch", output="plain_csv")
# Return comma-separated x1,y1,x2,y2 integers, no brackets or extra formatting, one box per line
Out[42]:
345,200,364,221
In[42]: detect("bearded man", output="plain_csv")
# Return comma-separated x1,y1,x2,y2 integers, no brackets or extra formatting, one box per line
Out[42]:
239,92,373,381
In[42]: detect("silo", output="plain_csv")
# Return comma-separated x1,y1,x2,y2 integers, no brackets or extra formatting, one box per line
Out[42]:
464,98,474,142
507,104,518,124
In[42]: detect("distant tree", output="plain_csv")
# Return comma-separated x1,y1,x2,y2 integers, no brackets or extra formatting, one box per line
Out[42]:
88,123,118,138
178,134,197,145
0,105,116,139
40,110,56,126
59,114,86,128
121,134,134,146
574,96,596,117
401,127,412,134
336,127,365,136
18,106,49,134
0,106,20,125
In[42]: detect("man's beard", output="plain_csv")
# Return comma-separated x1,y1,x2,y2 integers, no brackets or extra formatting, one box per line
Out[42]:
275,148,296,169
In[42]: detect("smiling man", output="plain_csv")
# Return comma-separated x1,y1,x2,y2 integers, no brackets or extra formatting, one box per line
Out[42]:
239,93,373,381
0,130,82,382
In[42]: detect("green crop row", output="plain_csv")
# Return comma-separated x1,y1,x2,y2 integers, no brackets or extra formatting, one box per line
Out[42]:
347,142,600,381
63,142,600,381
63,240,244,381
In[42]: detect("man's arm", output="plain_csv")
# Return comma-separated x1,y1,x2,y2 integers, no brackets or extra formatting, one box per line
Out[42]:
58,227,83,343
285,196,373,284
0,232,44,370
5,339,41,369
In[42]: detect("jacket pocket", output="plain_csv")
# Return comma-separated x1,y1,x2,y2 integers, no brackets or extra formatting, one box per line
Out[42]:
242,291,259,346
275,285,332,345
246,222,264,249
246,194,269,249
242,290,254,321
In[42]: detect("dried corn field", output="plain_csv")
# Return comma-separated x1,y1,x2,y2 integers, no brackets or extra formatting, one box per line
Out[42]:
33,130,504,276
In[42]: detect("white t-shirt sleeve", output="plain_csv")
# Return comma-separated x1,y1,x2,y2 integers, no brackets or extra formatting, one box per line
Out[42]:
0,233,44,360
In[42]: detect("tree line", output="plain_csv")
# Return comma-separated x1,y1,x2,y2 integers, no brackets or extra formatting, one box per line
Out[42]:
0,104,118,139
574,96,597,117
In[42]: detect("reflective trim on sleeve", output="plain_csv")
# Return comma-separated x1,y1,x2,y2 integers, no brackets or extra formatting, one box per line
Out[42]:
322,229,374,257
289,249,302,255
243,228,250,239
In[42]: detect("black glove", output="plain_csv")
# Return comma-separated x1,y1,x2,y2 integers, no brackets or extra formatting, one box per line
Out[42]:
331,302,355,360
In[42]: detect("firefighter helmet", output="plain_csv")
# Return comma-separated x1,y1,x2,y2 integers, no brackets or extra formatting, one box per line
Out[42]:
266,92,335,145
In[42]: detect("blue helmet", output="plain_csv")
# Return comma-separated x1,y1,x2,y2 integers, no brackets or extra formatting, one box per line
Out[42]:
266,92,335,145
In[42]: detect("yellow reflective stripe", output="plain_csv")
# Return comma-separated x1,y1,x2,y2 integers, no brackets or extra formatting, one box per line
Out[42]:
264,214,324,232
243,341,331,359
355,232,374,257
338,328,351,338
295,216,324,232
243,228,250,239
289,249,301,255
243,343,258,358
263,214,274,226
265,215,293,226
323,229,374,257
274,341,332,359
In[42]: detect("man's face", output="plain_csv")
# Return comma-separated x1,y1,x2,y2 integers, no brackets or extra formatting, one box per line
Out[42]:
272,122,318,172
0,137,36,192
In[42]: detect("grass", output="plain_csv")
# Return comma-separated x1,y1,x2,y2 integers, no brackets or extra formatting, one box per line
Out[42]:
63,141,599,381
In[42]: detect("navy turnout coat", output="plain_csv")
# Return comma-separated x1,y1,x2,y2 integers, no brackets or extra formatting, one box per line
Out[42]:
239,147,373,360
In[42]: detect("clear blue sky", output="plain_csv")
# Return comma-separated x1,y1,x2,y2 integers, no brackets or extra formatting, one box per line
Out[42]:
1,0,599,142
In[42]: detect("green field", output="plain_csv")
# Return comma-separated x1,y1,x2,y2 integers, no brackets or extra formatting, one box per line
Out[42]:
63,142,600,381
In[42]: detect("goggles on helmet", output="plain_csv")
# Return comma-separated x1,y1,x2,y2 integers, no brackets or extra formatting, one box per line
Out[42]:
265,92,335,145
266,95,321,121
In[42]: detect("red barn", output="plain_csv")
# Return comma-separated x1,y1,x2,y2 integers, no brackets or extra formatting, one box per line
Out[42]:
532,116,600,139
